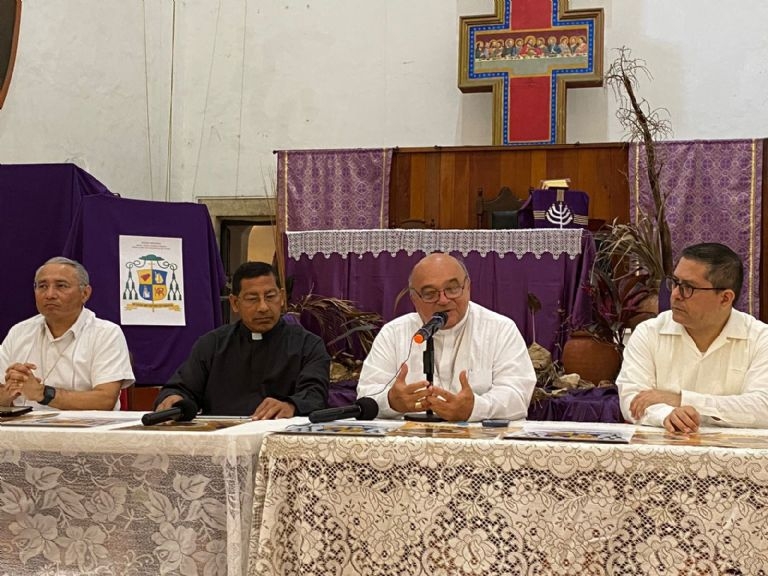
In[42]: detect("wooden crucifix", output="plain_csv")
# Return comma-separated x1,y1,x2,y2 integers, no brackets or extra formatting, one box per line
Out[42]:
0,0,21,109
459,0,603,145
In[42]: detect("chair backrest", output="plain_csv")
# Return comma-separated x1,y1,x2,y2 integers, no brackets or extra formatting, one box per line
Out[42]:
476,187,524,229
390,218,436,229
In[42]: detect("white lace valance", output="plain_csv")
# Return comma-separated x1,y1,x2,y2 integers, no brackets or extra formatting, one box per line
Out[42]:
286,228,586,260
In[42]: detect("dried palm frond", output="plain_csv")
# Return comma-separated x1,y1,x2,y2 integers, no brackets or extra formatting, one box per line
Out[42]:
595,217,665,290
286,293,383,362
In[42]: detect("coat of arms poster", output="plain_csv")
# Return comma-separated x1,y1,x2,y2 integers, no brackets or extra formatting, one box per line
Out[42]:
119,235,186,326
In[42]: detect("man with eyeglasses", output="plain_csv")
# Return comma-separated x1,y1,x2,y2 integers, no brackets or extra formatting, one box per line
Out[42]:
154,261,330,418
0,257,134,410
357,252,535,422
617,242,768,432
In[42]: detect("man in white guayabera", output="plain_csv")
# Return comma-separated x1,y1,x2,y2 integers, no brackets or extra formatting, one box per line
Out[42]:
0,257,134,410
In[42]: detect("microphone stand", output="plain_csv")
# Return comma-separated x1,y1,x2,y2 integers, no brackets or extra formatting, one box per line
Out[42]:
404,335,443,422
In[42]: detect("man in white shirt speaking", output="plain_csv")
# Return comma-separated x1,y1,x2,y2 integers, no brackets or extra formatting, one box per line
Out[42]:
357,252,535,422
617,242,768,433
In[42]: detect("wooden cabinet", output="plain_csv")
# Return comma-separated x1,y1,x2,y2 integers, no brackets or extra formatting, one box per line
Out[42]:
389,143,629,229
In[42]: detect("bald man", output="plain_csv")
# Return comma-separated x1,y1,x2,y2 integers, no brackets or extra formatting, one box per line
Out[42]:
357,252,535,422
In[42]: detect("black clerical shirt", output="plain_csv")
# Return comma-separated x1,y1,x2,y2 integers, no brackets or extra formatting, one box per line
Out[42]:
156,318,330,416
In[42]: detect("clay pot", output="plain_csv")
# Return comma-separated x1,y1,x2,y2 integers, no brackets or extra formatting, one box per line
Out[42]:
561,331,622,384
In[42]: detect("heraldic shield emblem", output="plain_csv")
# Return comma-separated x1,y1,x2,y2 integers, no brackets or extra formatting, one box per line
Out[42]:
138,269,168,302
123,253,182,311
0,0,21,109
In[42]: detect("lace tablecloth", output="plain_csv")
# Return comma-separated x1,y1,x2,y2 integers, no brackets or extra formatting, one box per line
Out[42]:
0,413,286,576
286,228,586,260
248,431,768,576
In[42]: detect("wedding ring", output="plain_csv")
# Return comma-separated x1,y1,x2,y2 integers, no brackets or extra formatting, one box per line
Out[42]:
414,400,422,411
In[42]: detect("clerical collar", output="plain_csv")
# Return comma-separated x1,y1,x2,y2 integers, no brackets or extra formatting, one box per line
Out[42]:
237,317,284,340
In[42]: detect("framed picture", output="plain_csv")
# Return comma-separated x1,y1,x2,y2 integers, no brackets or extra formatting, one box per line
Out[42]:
459,0,603,145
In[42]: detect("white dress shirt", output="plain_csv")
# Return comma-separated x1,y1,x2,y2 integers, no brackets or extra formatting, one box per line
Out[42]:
617,309,768,428
357,302,536,421
0,308,135,410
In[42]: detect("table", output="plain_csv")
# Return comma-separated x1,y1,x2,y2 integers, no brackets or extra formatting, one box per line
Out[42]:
248,426,768,575
285,228,594,357
0,412,290,576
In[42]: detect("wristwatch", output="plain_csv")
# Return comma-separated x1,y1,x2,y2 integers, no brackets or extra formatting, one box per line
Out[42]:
40,385,56,405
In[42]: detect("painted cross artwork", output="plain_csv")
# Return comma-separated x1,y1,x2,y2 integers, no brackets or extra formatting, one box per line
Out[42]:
459,0,603,145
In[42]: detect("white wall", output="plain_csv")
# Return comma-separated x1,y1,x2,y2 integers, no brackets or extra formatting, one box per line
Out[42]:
0,0,766,201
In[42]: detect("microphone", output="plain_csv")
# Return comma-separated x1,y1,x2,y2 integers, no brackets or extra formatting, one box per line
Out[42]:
308,397,379,424
413,312,448,344
141,398,198,426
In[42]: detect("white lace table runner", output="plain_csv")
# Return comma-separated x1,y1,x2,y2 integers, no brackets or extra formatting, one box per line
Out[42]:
286,228,585,260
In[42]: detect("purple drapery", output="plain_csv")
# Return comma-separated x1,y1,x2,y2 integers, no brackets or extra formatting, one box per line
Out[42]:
0,164,113,340
0,163,226,386
629,139,762,315
277,148,392,231
527,386,623,423
285,229,595,359
64,195,226,385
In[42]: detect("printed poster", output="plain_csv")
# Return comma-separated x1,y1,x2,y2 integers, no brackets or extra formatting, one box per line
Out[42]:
119,235,186,326
504,422,636,444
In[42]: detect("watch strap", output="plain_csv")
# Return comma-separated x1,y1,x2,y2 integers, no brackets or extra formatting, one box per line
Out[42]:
40,385,56,405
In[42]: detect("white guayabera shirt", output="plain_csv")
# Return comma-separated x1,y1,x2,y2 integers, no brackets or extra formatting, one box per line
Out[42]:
617,309,768,428
358,302,536,422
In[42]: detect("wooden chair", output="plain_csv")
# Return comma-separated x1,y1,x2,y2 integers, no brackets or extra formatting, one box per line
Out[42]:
390,218,436,229
127,385,163,412
476,187,525,229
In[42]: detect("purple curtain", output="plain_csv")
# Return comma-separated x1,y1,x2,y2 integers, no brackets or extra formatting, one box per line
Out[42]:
0,164,113,340
64,195,226,385
629,139,762,315
277,148,392,231
0,163,225,386
285,229,594,359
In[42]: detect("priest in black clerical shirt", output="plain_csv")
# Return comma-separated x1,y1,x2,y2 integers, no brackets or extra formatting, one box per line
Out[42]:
154,262,330,419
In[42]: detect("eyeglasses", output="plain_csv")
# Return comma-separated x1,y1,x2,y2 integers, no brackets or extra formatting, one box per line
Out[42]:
665,276,724,300
238,291,281,306
411,277,468,304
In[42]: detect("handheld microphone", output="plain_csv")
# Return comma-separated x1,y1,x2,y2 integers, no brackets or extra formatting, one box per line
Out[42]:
308,397,379,424
141,398,198,426
413,312,448,344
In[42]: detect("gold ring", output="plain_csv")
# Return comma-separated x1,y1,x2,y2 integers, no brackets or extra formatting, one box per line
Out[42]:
414,400,422,411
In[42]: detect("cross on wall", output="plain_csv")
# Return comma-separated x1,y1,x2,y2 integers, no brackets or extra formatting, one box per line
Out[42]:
459,0,604,146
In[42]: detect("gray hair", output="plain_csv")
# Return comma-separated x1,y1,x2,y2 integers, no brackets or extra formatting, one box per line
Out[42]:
36,257,90,286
